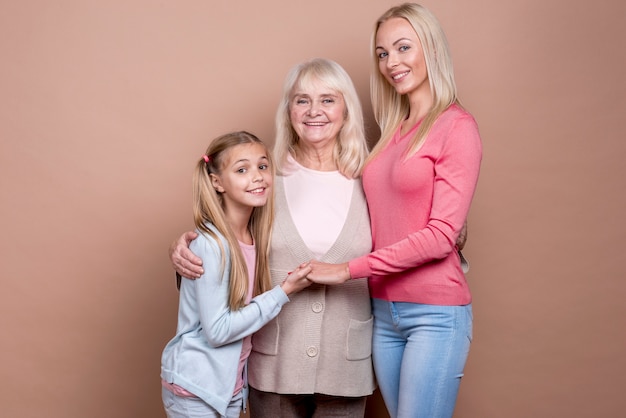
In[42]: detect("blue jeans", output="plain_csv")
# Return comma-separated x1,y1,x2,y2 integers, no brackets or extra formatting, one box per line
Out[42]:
371,298,473,418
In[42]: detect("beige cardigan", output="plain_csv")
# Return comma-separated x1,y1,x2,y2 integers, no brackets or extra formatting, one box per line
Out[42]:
248,175,375,397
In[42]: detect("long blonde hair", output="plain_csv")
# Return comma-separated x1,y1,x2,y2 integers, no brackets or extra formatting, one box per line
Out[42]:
273,58,369,179
192,131,275,310
369,3,459,162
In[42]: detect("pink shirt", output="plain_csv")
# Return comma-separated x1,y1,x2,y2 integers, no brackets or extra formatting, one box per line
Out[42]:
234,241,256,394
349,104,482,305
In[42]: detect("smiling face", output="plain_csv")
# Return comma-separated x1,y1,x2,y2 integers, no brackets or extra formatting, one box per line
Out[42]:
210,142,273,214
289,80,346,150
375,17,431,102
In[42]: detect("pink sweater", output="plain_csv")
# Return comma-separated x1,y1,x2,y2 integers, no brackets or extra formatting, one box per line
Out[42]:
349,104,482,305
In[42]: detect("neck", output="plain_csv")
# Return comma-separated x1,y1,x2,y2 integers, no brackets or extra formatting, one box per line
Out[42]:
404,88,433,130
293,141,337,171
224,207,253,245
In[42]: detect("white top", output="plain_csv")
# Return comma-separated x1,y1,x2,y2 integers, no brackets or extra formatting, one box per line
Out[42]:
283,155,354,258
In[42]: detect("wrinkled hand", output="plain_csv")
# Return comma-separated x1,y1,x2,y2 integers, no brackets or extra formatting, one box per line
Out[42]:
306,260,351,285
280,262,313,295
169,231,203,279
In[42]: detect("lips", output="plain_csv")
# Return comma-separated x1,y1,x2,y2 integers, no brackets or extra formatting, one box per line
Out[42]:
304,121,327,126
248,187,266,195
391,71,409,82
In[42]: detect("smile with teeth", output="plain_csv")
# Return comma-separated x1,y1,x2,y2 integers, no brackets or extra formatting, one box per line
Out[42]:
304,122,327,126
392,71,409,81
248,187,266,195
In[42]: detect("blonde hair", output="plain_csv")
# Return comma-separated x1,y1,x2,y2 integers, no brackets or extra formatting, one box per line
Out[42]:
192,131,275,310
369,3,459,162
274,58,369,179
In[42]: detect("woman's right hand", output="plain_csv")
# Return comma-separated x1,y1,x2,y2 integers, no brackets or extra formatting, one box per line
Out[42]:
280,262,313,296
169,231,204,279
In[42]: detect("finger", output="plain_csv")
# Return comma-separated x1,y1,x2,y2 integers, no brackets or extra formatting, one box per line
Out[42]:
181,247,203,266
295,269,309,279
293,265,312,277
177,257,202,277
180,268,201,279
183,231,198,244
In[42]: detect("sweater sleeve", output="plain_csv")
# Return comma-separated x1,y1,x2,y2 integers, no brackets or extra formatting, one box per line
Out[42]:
187,234,289,348
349,114,482,278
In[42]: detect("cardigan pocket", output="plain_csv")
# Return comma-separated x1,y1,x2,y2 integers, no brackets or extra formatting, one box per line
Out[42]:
250,319,279,355
346,316,373,360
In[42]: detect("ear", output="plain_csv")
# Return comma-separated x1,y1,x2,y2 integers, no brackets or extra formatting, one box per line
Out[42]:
210,173,225,193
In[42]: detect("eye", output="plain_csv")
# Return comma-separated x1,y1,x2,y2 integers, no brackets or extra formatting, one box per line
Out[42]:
236,167,247,174
259,164,269,170
295,98,309,105
399,45,410,52
377,51,388,60
322,98,335,104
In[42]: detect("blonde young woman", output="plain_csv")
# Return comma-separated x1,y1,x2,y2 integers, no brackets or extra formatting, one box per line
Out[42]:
170,59,375,417
160,131,311,418
308,4,483,418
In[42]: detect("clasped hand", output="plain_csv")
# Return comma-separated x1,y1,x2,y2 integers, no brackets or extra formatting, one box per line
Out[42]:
305,260,351,285
170,232,351,287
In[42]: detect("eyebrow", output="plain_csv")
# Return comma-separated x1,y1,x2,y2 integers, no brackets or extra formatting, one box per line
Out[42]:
293,92,339,98
376,37,412,50
232,156,268,165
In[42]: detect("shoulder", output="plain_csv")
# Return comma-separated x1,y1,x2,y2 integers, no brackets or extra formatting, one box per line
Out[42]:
190,223,230,260
429,104,480,144
436,104,478,130
421,105,482,161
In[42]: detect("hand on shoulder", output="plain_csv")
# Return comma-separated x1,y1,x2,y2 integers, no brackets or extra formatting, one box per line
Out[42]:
170,230,204,279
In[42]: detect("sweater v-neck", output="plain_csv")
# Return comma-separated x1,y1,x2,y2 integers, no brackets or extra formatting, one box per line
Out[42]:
273,175,367,263
395,119,422,144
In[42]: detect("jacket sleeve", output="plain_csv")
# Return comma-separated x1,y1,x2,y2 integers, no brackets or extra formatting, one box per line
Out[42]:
349,114,482,278
188,234,289,347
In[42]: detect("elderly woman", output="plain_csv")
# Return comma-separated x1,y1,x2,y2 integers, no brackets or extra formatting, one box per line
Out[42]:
170,58,375,417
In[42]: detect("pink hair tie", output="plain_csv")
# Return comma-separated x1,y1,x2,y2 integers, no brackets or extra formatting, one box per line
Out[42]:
202,155,211,163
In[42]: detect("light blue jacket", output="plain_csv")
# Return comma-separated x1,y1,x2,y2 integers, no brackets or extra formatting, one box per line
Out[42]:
161,224,289,416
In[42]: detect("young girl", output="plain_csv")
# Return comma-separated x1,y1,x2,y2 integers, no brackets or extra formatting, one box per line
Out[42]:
160,131,312,418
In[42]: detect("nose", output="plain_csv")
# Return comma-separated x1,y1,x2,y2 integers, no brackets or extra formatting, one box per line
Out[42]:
307,101,321,116
386,52,399,69
251,168,263,182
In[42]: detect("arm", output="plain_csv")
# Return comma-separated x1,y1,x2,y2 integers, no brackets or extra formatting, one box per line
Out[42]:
169,231,204,279
190,235,311,347
308,223,466,285
350,115,482,278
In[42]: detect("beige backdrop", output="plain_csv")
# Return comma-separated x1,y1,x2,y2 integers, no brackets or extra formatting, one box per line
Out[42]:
1,0,625,417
